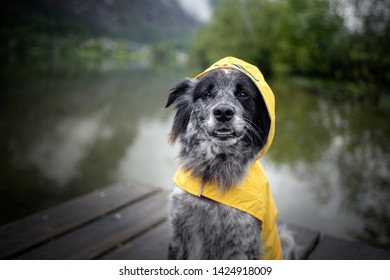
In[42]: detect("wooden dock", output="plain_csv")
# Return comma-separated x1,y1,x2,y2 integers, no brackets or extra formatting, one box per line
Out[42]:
0,181,389,260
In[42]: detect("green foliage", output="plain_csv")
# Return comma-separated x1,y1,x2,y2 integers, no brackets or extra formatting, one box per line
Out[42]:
191,0,390,88
344,0,390,85
0,0,197,72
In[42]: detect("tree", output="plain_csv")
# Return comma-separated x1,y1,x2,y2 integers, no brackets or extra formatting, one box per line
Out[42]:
342,0,390,85
192,0,345,78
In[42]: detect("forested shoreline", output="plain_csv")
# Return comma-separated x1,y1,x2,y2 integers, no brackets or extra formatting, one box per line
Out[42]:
190,0,389,100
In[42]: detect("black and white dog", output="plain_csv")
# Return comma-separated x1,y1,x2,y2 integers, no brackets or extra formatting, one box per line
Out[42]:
165,59,293,260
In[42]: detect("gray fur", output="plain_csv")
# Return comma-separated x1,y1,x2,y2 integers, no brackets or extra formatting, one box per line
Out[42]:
168,187,262,260
166,69,280,260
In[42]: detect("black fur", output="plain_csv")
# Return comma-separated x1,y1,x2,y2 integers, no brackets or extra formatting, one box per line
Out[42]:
165,78,196,144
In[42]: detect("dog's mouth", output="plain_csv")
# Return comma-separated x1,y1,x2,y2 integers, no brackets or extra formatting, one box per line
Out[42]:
212,128,236,140
204,127,244,145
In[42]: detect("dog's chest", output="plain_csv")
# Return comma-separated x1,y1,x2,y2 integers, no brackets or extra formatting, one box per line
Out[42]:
169,186,262,259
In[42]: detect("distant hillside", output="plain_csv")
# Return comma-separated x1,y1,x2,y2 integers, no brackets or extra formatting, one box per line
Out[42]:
1,0,201,43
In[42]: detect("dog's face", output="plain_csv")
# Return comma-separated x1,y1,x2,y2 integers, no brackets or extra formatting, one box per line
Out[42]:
191,69,261,147
165,68,270,188
166,68,269,150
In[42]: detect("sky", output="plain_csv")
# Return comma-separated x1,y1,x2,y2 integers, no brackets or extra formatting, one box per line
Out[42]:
176,0,213,23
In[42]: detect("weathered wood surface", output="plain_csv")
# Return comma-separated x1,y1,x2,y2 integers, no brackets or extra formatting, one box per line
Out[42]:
309,235,390,260
0,181,163,259
102,221,170,260
1,181,389,260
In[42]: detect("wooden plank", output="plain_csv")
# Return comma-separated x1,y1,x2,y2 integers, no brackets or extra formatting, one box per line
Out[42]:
278,223,320,260
16,190,169,260
103,221,319,261
102,221,170,260
308,235,390,260
0,181,156,259
104,222,319,260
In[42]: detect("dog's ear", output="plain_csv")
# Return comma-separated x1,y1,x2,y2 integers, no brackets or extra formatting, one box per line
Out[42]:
165,78,194,108
165,78,196,144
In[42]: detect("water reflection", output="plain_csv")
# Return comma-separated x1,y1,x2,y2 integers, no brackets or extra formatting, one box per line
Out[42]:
264,159,363,240
113,114,179,189
0,65,183,225
26,106,112,186
266,81,390,248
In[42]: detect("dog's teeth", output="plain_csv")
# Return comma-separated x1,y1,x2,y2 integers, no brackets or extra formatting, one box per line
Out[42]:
216,131,233,135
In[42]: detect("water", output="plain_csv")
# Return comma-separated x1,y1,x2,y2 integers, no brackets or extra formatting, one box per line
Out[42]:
0,62,180,225
267,81,390,249
1,62,389,249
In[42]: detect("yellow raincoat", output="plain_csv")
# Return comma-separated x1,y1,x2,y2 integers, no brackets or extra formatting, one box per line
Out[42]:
173,57,282,260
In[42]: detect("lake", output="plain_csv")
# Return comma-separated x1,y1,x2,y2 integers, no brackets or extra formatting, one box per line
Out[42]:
1,60,389,250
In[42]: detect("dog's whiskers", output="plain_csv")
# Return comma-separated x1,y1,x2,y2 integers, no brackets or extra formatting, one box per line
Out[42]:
242,117,263,148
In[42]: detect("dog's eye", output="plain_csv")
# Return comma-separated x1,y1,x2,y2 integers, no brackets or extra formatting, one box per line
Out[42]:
237,91,248,99
202,92,212,100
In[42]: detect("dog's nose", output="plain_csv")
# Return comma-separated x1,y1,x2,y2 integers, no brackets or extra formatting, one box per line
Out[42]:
213,105,235,122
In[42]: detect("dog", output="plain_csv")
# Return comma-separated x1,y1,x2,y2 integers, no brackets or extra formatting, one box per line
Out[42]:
165,57,291,260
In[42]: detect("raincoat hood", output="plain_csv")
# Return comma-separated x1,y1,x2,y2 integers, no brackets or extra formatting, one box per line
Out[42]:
173,57,282,260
